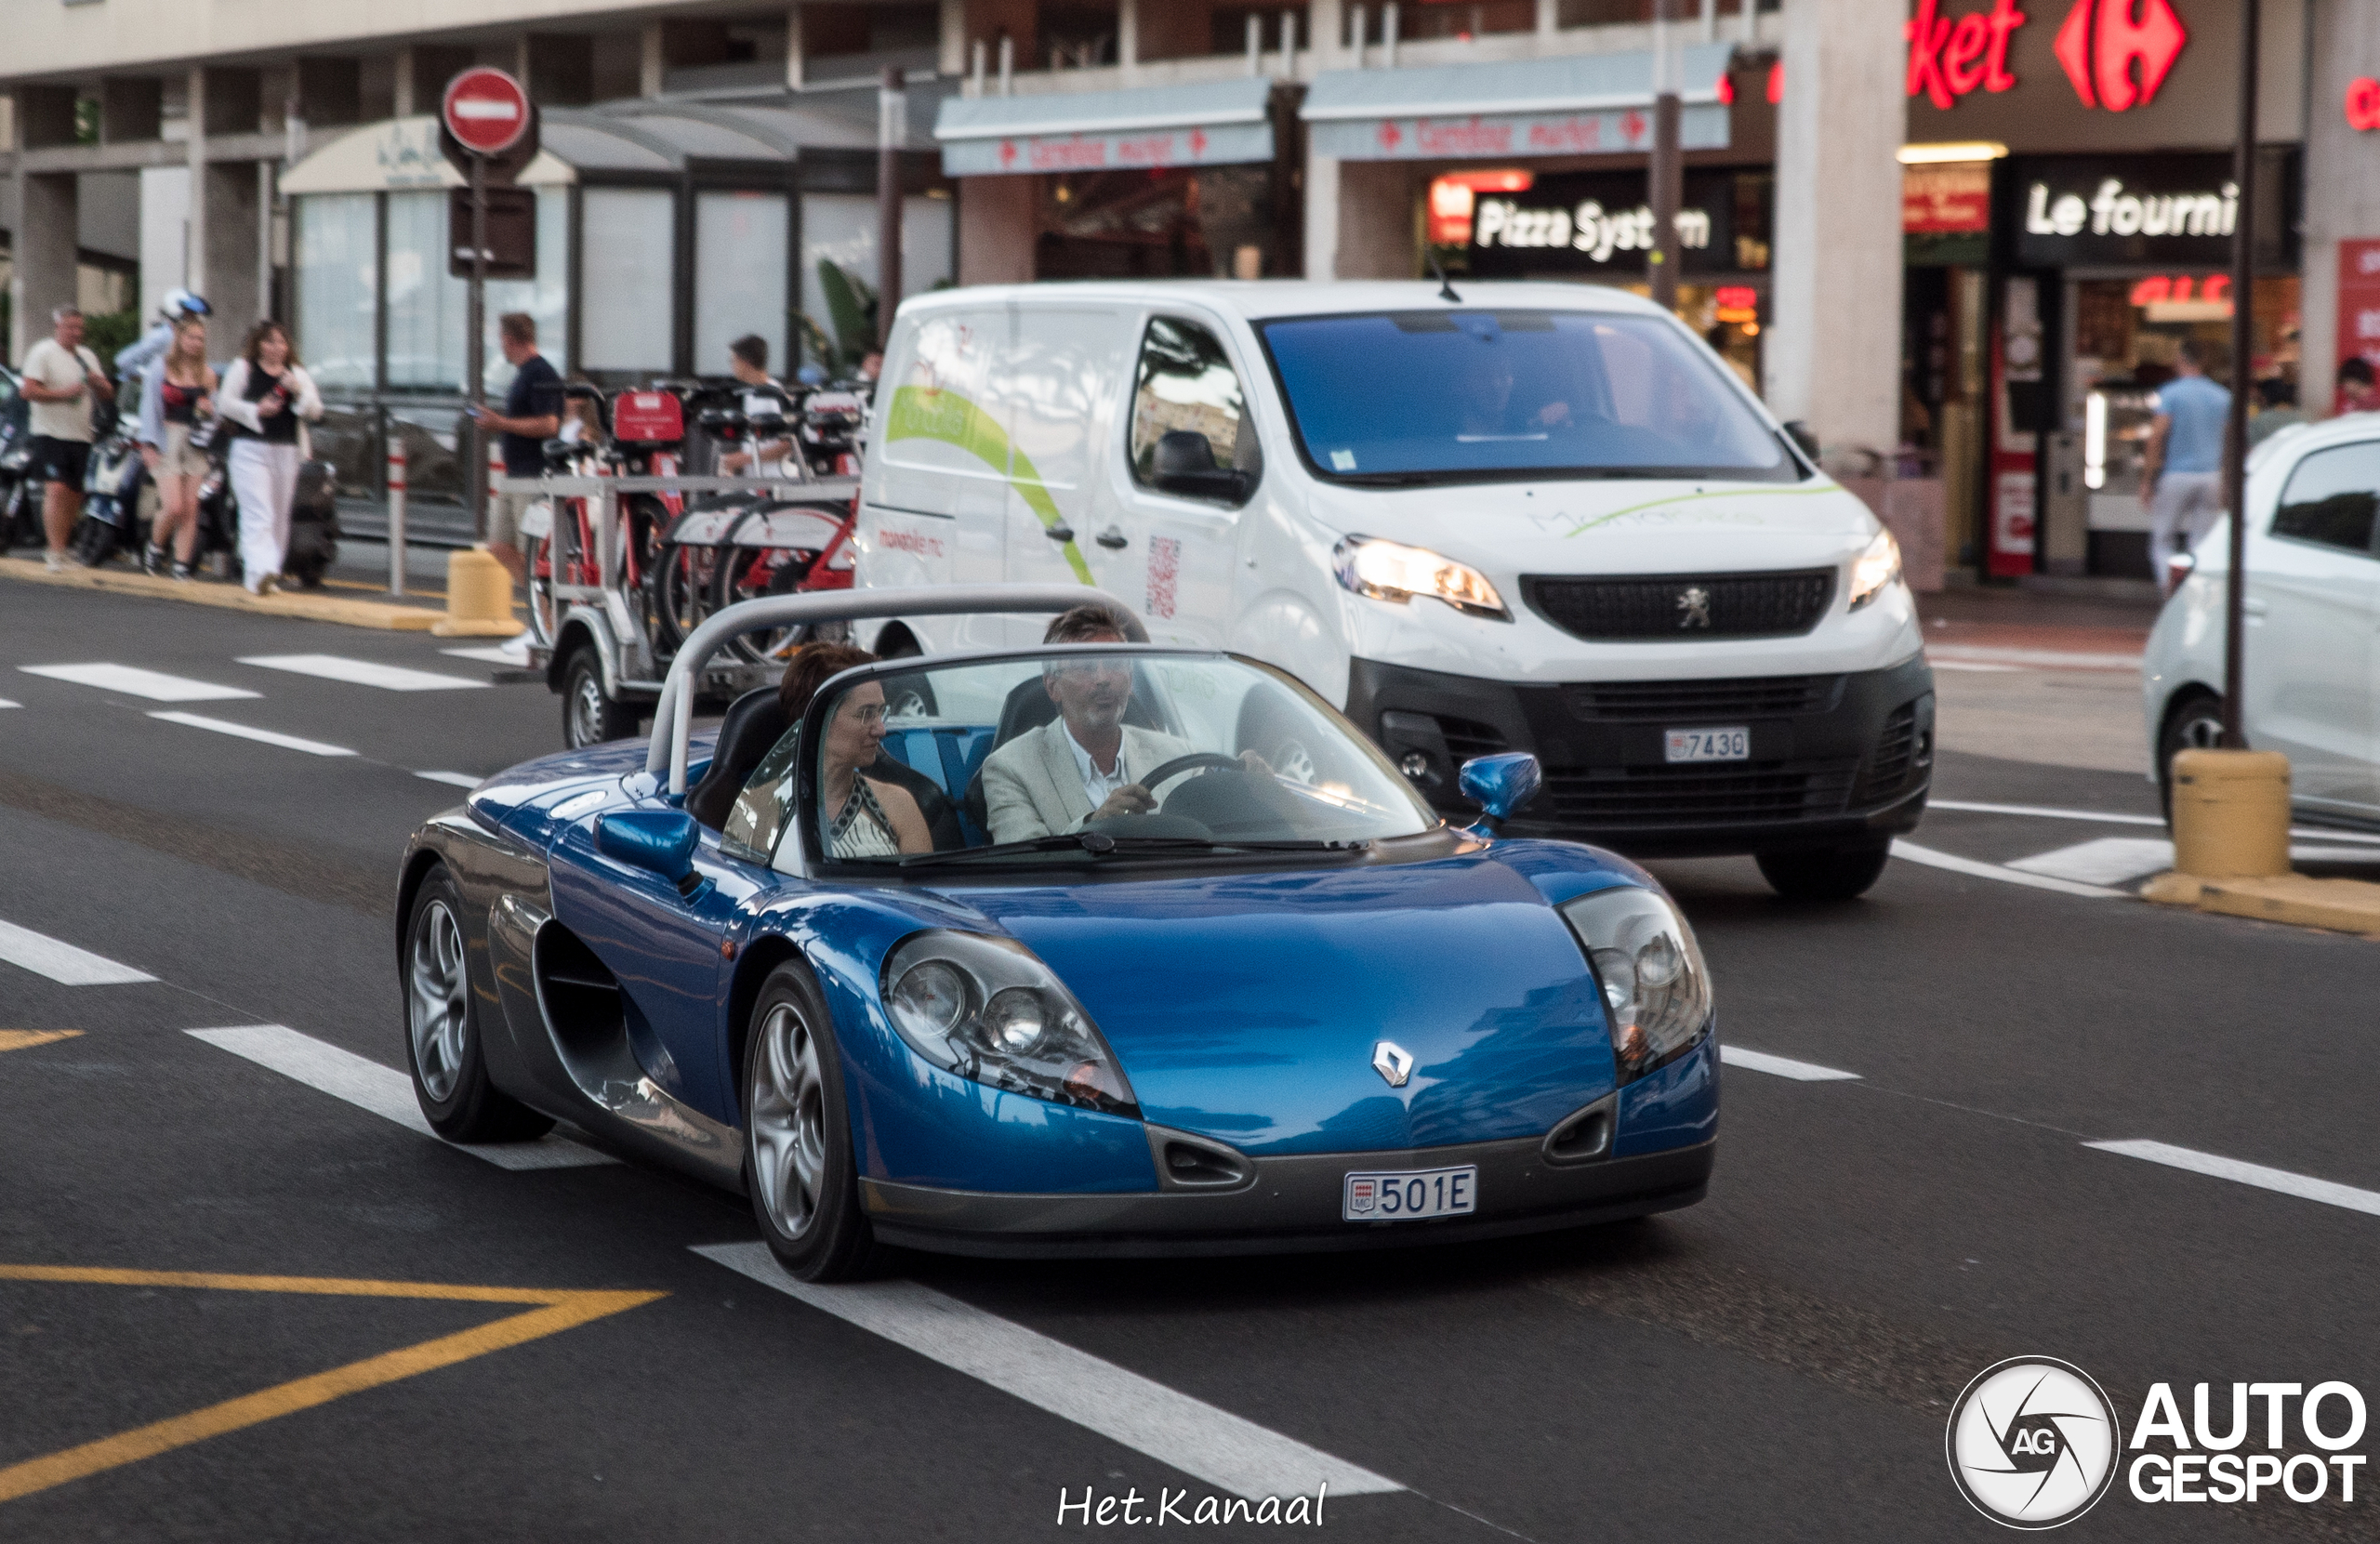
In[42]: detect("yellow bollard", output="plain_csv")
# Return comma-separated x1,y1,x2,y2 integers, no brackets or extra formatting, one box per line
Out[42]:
2169,748,2290,878
430,545,524,639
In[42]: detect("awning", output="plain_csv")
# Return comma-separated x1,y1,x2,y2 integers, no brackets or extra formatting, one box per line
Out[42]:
1301,44,1734,161
934,78,1274,178
278,115,573,194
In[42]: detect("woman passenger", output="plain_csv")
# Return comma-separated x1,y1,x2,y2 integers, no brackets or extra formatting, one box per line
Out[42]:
776,642,932,858
135,314,217,581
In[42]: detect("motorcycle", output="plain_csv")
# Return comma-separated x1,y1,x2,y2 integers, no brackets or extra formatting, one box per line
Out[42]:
68,420,146,569
0,435,35,553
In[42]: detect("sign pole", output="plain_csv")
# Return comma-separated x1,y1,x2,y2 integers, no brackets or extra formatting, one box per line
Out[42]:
467,150,489,541
2221,0,2258,746
877,65,906,350
1647,0,1682,315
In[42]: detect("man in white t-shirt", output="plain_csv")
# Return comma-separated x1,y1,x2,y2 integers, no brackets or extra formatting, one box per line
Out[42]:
20,305,114,573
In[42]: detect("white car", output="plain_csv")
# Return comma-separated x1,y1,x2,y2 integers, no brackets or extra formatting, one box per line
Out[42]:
854,281,1931,899
2143,416,2380,822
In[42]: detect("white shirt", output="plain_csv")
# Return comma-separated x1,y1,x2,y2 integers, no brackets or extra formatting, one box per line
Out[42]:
22,338,102,442
1064,723,1134,814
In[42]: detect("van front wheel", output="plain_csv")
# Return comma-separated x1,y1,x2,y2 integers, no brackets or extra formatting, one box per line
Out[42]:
1755,839,1893,902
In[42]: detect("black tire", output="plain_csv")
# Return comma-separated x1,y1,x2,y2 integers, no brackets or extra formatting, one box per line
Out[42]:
741,962,888,1282
402,865,554,1142
1756,838,1894,902
561,646,641,749
2157,692,2227,821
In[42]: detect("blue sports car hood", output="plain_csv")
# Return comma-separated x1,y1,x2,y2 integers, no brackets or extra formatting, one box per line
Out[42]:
943,853,1620,1156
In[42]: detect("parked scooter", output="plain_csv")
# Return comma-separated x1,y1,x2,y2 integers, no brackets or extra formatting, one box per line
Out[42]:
68,421,146,568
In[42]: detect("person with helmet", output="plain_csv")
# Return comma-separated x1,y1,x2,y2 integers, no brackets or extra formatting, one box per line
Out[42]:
115,288,212,384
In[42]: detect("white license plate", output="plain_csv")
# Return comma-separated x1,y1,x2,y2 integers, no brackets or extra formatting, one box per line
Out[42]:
1342,1165,1478,1221
1664,726,1750,763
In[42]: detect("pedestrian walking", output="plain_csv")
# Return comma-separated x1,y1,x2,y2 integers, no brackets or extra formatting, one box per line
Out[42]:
215,321,324,595
114,287,211,387
133,312,218,580
464,312,562,586
717,334,790,476
2339,357,2379,416
2140,340,2229,595
19,306,114,574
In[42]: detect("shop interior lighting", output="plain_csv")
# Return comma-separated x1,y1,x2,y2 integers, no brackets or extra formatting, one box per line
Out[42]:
1897,141,2010,165
2084,392,2108,491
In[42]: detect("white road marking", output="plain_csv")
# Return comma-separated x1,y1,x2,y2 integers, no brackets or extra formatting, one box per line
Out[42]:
415,771,483,789
0,698,18,708
441,641,531,666
186,1024,615,1169
1928,798,2165,827
238,653,490,692
694,1241,1401,1499
147,711,356,758
1890,839,2127,899
1926,644,2144,672
2086,1140,2380,1219
2007,837,2177,886
0,918,154,984
19,662,259,702
1720,1046,1861,1082
1927,660,2021,673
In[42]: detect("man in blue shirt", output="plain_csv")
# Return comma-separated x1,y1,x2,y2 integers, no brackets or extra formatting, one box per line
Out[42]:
464,311,561,584
2142,341,2230,594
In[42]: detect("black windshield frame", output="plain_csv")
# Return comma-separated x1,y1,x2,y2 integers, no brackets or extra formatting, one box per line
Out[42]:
1252,307,1811,490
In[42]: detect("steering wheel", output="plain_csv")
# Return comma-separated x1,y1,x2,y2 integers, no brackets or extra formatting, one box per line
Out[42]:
1139,752,1246,795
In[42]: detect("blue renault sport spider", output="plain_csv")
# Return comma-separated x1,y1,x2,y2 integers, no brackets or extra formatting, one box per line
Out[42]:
398,587,1717,1280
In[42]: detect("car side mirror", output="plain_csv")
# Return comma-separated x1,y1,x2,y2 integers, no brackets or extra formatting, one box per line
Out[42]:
1150,429,1252,503
1458,753,1542,836
1782,420,1821,463
597,809,701,885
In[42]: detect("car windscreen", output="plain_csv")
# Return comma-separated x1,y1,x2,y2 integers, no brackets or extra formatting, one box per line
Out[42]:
799,652,1437,869
1257,310,1795,484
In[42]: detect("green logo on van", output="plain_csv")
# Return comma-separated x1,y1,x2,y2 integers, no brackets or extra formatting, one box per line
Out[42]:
882,387,1093,584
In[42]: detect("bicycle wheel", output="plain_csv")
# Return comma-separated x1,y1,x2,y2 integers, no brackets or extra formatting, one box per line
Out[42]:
648,539,725,655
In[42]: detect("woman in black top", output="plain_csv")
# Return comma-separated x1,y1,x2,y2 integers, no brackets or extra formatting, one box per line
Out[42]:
216,321,324,596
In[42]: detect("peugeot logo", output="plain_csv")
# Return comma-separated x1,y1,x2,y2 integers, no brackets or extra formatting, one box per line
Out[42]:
1372,1040,1415,1088
1676,586,1712,629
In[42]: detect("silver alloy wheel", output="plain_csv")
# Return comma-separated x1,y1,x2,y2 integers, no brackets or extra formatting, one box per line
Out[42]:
407,898,469,1103
569,665,606,748
748,1001,828,1240
2177,711,2225,751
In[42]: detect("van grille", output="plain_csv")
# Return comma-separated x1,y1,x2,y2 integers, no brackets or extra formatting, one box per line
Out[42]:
1527,570,1836,641
1855,703,1922,802
1562,675,1842,722
1539,758,1860,828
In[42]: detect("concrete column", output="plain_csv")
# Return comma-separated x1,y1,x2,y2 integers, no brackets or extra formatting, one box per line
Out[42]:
18,174,79,363
955,176,1035,285
1763,0,1902,454
204,162,261,346
1335,161,1414,278
1303,153,1341,279
393,50,416,116
1537,0,1558,39
1119,0,1140,81
1311,0,1345,65
641,24,667,98
186,68,207,307
2299,0,2380,418
938,0,969,76
788,5,807,90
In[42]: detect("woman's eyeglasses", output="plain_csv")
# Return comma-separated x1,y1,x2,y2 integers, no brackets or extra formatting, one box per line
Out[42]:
842,702,890,727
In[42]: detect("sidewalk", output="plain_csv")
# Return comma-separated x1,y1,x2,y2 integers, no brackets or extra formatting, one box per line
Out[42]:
0,556,448,631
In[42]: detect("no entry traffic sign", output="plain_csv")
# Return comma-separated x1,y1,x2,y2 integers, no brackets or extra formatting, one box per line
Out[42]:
443,68,530,156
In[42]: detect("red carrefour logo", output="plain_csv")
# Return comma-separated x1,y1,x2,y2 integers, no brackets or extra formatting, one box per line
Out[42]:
2348,77,2380,132
2053,0,2186,111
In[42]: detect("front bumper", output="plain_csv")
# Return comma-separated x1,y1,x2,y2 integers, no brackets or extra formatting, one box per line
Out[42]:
859,1135,1713,1259
1347,653,1935,858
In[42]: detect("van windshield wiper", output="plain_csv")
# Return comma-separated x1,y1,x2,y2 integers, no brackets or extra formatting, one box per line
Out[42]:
895,832,1365,868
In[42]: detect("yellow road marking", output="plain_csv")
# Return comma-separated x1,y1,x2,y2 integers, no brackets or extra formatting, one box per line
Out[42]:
0,1266,664,1504
0,1031,83,1054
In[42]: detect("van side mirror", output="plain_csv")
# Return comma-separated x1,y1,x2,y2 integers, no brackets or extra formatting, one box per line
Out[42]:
1150,430,1253,504
1782,420,1822,463
1458,752,1542,836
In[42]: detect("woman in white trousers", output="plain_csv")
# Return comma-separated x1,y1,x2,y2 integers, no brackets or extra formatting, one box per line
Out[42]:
215,322,324,595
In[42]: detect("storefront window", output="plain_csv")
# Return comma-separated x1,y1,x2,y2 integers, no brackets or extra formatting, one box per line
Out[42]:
799,192,954,371
296,194,377,391
384,188,569,390
581,187,677,376
695,191,789,378
1035,169,1275,282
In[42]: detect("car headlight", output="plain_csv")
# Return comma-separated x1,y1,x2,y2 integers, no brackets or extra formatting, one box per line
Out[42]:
1558,886,1712,1083
880,931,1139,1118
1333,535,1509,620
1847,528,1902,612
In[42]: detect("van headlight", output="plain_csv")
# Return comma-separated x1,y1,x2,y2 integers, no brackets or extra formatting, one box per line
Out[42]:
881,931,1139,1117
1847,528,1902,612
1333,535,1509,620
1558,887,1712,1082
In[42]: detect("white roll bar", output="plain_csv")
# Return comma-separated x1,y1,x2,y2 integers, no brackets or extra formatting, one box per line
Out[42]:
645,585,1148,795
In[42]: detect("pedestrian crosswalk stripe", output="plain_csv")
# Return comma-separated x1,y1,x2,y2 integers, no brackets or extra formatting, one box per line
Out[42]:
1888,839,2126,899
2086,1140,2380,1219
1721,1046,1861,1082
185,1024,615,1169
147,712,356,758
2005,838,2176,887
238,653,490,692
19,663,258,702
0,919,154,985
0,698,18,708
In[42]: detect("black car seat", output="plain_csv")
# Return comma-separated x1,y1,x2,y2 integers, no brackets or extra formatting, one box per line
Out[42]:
686,687,789,831
960,669,1164,838
865,753,965,852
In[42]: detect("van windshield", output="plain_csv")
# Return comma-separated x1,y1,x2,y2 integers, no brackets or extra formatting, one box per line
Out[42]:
1257,310,1798,485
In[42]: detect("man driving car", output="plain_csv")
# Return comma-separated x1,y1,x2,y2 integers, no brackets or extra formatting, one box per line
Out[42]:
980,605,1195,844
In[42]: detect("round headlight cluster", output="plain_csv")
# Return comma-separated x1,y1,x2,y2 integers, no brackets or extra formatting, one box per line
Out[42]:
879,931,1139,1117
1558,885,1712,1081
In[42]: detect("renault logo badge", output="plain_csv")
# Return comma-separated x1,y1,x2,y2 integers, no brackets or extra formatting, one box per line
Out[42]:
1676,586,1712,628
1372,1040,1415,1088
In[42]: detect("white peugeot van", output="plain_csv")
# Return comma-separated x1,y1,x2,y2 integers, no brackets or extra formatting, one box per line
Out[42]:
853,281,1932,899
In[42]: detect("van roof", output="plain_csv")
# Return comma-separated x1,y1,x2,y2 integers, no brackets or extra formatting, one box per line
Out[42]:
892,280,1672,325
